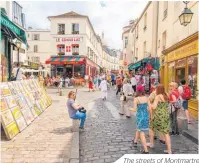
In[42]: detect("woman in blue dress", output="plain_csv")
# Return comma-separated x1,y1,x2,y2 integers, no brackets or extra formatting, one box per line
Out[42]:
132,85,149,154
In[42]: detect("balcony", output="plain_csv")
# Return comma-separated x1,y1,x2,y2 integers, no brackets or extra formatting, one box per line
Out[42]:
72,52,79,55
72,31,79,34
163,9,167,20
58,31,65,35
143,25,147,31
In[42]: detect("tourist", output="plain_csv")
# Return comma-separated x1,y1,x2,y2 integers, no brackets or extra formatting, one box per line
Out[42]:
169,82,181,136
12,63,23,81
116,76,122,95
178,79,192,124
130,75,137,92
67,91,86,129
93,76,98,90
88,76,94,92
111,73,116,86
148,84,172,154
99,78,108,100
119,78,133,118
132,85,149,154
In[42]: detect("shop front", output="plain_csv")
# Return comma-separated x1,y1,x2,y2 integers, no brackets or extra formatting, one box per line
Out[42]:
0,8,27,82
46,55,99,83
161,32,198,118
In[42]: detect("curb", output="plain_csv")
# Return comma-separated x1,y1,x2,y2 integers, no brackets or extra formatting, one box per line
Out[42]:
69,131,80,163
182,130,198,145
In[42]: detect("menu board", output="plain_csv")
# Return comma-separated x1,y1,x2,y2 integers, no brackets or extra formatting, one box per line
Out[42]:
1,79,51,140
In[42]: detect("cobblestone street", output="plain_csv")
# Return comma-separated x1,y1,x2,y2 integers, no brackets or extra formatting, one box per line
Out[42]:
80,88,198,163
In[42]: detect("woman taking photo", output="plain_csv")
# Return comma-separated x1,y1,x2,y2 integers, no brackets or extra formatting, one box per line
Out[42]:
148,84,172,154
132,86,149,154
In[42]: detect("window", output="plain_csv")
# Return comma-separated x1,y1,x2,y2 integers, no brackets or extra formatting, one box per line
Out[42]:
57,44,65,55
74,65,85,78
58,24,65,35
162,31,167,50
12,1,22,26
33,34,40,40
188,56,198,99
72,44,79,55
144,13,147,30
27,33,29,37
136,25,139,39
72,24,79,34
35,57,40,63
124,37,128,48
143,41,146,57
163,1,168,19
33,45,38,52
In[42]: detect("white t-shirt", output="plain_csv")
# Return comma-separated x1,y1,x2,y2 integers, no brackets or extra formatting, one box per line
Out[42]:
13,67,23,80
130,77,137,86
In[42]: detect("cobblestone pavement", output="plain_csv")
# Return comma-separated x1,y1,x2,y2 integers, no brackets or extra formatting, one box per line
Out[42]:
1,89,73,163
80,87,198,163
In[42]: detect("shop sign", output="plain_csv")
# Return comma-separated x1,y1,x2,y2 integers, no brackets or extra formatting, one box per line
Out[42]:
56,37,83,42
30,62,39,69
176,59,186,68
167,39,198,62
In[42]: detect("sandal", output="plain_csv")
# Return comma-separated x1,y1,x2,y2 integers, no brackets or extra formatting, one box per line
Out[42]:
164,150,172,154
141,150,149,154
132,138,137,146
146,143,154,148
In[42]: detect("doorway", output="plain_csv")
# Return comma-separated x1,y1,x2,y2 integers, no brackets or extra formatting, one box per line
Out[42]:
176,68,185,84
64,65,73,78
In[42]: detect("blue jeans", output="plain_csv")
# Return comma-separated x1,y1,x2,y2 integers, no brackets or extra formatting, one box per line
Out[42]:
71,111,86,128
182,100,188,110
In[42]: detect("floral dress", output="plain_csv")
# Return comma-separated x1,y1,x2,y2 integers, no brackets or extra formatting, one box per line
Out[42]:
150,102,170,134
136,103,149,132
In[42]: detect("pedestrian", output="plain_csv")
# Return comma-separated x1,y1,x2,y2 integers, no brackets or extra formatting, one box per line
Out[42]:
116,76,122,95
148,84,172,154
137,75,145,92
93,76,98,90
12,63,23,81
88,76,94,92
130,75,137,92
178,79,192,124
111,73,116,86
99,78,108,100
132,85,149,154
119,78,133,118
67,91,86,129
169,82,181,135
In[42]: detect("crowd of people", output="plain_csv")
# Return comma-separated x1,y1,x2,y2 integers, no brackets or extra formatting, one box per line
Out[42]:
67,71,192,154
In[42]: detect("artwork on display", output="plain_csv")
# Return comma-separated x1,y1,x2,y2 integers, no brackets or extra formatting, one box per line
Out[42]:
1,109,15,126
15,116,27,132
21,108,34,125
10,106,22,119
1,83,12,96
1,79,52,140
1,98,9,111
5,96,18,108
5,122,19,139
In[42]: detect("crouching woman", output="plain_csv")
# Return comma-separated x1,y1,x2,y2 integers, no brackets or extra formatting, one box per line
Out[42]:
67,91,86,129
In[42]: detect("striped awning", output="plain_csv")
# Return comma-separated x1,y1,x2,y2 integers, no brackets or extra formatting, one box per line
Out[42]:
45,56,85,64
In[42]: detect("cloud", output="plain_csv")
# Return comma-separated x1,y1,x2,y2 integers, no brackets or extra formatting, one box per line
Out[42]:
19,1,147,49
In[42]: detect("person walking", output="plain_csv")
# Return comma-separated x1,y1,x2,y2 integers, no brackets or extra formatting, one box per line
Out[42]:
99,78,108,100
88,76,94,92
148,84,172,154
178,79,192,124
130,75,137,92
116,76,122,95
169,82,181,136
111,73,116,86
67,91,86,129
12,63,23,81
93,76,98,90
132,86,149,154
119,78,134,118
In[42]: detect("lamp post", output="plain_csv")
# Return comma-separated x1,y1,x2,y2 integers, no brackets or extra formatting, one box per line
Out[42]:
15,40,21,64
179,1,194,26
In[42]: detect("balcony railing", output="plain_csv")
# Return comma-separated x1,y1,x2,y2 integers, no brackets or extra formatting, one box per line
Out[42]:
72,52,79,55
58,31,65,35
72,31,79,34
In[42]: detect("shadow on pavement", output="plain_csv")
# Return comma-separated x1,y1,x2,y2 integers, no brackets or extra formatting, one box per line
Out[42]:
50,127,73,135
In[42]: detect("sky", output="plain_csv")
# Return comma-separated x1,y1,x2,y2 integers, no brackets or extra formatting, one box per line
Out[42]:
19,1,148,49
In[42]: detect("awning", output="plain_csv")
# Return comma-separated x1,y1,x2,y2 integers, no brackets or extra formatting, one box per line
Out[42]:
45,56,85,65
128,61,141,70
1,9,27,44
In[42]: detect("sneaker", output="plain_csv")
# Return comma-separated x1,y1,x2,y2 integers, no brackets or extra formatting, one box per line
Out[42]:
164,150,172,154
141,150,149,154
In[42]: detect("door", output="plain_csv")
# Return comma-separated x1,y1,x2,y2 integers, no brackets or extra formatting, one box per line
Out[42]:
176,68,185,85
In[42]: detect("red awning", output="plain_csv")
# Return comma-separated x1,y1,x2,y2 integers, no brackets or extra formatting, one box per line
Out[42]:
45,56,85,65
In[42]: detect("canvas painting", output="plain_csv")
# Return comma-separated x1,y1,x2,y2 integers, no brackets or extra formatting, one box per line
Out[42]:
21,108,34,125
5,96,18,108
1,98,9,111
11,106,23,119
5,121,19,139
1,109,15,126
15,116,27,132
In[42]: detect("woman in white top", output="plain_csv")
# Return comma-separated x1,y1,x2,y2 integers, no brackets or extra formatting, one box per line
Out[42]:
119,78,134,118
131,75,137,92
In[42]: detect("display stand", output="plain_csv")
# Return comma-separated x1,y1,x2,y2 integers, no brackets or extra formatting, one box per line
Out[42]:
0,79,52,140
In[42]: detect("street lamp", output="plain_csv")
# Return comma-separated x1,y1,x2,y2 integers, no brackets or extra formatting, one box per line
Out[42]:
15,40,21,64
179,1,194,26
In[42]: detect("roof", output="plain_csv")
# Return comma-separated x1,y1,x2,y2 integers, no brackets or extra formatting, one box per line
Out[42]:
48,11,87,19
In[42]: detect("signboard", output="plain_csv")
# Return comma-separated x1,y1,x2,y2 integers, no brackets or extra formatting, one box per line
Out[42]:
55,37,83,42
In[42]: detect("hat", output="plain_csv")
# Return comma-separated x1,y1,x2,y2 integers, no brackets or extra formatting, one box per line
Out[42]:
136,85,144,92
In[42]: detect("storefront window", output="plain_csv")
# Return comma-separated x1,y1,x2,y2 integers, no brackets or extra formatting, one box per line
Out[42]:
74,65,85,78
188,55,198,99
168,62,175,84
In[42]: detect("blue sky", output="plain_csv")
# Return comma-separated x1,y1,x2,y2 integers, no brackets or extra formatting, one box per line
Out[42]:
19,1,148,49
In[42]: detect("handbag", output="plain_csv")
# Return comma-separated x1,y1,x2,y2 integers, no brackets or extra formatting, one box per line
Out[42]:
78,107,86,113
173,97,183,109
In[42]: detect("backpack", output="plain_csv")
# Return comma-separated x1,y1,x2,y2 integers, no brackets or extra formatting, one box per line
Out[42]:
181,85,192,100
171,90,182,110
